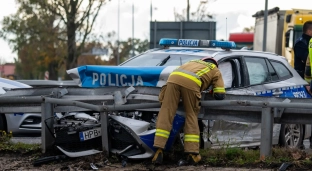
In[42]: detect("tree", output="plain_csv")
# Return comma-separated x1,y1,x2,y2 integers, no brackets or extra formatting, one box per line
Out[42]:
242,26,255,33
174,0,215,22
1,0,108,79
1,0,66,80
119,38,149,60
99,31,149,65
38,0,108,79
77,41,109,66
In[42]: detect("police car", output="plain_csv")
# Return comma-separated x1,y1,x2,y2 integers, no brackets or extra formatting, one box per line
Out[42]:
67,38,311,149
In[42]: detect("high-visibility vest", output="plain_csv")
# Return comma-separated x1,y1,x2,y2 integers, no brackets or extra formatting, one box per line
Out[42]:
309,38,312,79
169,60,216,87
305,38,312,83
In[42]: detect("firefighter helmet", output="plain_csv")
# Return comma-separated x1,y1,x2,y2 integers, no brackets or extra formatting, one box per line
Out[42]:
201,57,218,67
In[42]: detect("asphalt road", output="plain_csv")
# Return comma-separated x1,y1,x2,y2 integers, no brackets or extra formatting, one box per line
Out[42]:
11,136,41,144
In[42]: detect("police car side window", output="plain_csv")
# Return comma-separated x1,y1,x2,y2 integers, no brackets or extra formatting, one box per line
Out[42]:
245,57,270,85
265,59,279,81
270,61,292,80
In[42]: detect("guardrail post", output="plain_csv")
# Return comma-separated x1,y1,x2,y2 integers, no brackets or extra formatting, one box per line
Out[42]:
260,107,273,160
101,112,109,156
41,102,54,153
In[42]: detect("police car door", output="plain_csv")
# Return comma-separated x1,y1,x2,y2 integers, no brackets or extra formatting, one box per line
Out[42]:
215,54,253,95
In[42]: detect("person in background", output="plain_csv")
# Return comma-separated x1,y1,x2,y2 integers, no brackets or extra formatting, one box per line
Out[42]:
294,21,312,78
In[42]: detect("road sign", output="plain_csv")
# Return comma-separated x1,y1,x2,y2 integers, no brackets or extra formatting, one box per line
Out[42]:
91,47,108,56
44,71,49,80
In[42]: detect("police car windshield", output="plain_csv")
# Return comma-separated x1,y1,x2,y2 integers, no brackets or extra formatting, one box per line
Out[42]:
121,53,208,66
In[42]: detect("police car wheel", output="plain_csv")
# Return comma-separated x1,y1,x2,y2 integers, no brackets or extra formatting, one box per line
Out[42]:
279,124,303,148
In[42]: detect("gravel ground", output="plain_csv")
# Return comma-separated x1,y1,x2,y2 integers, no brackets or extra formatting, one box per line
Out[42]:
0,154,276,171
6,137,312,170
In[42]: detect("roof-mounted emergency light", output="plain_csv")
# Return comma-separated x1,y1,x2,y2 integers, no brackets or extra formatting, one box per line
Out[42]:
159,38,236,49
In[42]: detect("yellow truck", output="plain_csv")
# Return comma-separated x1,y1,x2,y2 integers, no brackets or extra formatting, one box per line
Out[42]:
253,7,312,67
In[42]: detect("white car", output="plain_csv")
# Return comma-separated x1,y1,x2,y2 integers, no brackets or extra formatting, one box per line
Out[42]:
0,78,41,135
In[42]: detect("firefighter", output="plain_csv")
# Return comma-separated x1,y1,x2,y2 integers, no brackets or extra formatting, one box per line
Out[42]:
152,57,226,165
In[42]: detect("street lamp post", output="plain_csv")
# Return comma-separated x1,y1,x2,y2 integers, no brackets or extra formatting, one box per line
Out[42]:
262,0,268,51
150,0,153,21
132,1,135,57
187,0,190,21
117,0,120,65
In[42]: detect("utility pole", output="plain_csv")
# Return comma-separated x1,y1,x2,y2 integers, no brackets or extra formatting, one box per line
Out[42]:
117,0,120,65
262,0,268,51
132,1,135,57
187,0,190,21
226,17,227,40
150,0,153,21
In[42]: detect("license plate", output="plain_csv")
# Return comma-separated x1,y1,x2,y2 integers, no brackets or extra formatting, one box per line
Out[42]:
79,128,101,141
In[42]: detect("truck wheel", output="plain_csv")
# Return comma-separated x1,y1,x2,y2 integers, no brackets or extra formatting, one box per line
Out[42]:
279,124,303,148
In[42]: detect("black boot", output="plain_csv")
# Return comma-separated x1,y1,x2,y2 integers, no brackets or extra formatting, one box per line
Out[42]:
187,154,201,165
177,153,201,166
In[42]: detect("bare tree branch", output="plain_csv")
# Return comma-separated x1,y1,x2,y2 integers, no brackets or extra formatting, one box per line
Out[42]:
61,0,70,15
76,0,85,12
40,1,68,24
76,1,103,63
75,0,95,27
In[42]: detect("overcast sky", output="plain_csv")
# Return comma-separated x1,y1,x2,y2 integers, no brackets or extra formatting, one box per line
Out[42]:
0,0,310,62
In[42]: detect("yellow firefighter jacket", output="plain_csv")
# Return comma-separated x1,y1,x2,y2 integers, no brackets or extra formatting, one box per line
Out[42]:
167,59,225,94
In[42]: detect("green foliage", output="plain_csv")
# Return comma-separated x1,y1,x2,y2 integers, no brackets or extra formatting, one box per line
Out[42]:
0,0,66,79
0,0,108,80
1,0,149,79
119,38,149,62
242,26,255,33
0,130,12,143
0,142,41,154
99,31,149,65
199,147,309,167
0,130,41,154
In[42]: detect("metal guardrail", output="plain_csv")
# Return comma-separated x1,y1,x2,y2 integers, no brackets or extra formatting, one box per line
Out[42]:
16,80,79,87
1,86,312,160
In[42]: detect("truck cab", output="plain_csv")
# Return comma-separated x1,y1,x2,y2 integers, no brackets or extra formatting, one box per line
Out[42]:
284,9,312,67
253,7,312,67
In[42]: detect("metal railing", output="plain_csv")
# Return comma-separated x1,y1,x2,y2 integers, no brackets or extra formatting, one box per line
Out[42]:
1,86,312,160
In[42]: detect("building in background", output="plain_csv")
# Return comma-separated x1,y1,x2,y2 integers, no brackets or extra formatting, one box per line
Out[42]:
150,21,216,49
229,33,254,50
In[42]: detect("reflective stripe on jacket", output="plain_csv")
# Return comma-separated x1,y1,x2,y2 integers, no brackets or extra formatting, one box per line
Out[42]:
167,59,225,93
170,60,216,87
304,38,312,83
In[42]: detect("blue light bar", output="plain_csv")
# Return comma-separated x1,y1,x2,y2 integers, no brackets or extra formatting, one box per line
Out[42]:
159,38,236,49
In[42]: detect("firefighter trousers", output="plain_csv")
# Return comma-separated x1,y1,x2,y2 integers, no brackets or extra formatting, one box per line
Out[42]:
153,82,201,154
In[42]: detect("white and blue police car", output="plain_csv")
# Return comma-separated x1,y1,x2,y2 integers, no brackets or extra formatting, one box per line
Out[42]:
67,38,310,149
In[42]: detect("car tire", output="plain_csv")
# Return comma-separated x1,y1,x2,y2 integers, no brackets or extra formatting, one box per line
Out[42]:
0,115,6,132
279,124,303,148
